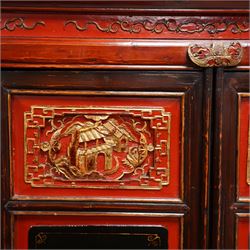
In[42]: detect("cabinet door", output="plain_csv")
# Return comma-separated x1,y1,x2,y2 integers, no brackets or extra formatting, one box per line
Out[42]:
2,70,212,249
212,69,250,249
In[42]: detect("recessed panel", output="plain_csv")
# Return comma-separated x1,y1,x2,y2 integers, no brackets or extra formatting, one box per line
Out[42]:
28,225,168,249
236,214,250,250
12,212,182,249
237,94,250,201
11,93,183,201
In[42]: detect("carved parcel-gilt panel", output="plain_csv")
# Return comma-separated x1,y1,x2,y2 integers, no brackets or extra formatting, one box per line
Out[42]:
24,106,171,189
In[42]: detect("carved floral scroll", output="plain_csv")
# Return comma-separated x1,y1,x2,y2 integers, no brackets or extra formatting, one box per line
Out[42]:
64,18,249,35
1,18,45,31
24,106,171,189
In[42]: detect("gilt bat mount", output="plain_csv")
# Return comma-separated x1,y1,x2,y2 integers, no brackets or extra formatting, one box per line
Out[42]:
188,42,243,67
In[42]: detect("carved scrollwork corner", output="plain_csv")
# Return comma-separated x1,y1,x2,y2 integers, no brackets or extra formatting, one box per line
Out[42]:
35,232,47,248
188,42,243,67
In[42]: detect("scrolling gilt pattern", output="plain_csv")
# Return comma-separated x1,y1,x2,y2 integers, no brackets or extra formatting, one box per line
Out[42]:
188,42,243,67
0,18,45,31
25,106,171,189
64,18,249,34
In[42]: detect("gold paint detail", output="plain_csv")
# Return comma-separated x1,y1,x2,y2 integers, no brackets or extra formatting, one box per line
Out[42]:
33,232,161,247
24,106,171,189
35,232,47,247
147,234,161,247
64,19,249,34
1,18,45,31
247,116,250,185
188,42,243,67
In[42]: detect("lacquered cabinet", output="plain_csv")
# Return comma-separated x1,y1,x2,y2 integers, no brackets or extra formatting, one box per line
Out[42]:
1,1,249,249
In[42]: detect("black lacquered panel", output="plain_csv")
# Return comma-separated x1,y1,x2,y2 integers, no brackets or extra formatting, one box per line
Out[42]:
28,225,168,249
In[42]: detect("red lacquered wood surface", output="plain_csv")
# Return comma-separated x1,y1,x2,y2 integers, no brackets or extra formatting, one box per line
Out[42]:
1,2,249,69
2,38,249,69
13,212,183,249
236,214,250,250
237,96,250,201
1,13,249,40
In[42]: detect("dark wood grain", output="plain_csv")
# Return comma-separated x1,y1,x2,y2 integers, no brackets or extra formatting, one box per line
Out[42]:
6,200,190,213
2,70,200,90
1,87,11,249
2,1,249,12
200,68,213,248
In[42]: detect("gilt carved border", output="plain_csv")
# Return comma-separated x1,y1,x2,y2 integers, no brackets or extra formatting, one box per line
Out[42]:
1,16,249,36
64,18,249,35
0,18,45,31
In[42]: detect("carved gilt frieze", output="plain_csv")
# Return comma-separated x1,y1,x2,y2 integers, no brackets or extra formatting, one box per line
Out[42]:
1,18,45,31
64,18,249,34
24,106,171,189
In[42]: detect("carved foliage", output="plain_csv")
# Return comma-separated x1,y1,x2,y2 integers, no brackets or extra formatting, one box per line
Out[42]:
188,42,243,67
25,106,171,189
1,18,45,31
65,18,249,34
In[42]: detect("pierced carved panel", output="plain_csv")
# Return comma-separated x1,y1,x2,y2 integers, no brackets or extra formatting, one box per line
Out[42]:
24,106,171,189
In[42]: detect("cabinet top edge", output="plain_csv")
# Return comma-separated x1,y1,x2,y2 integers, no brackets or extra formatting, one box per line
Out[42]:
2,1,249,14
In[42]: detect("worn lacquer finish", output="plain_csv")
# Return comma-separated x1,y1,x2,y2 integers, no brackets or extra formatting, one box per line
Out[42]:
2,0,249,249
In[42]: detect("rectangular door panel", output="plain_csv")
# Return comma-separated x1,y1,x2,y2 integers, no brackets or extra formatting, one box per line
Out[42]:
11,212,183,249
237,94,250,201
28,225,168,249
236,213,250,250
11,93,182,201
